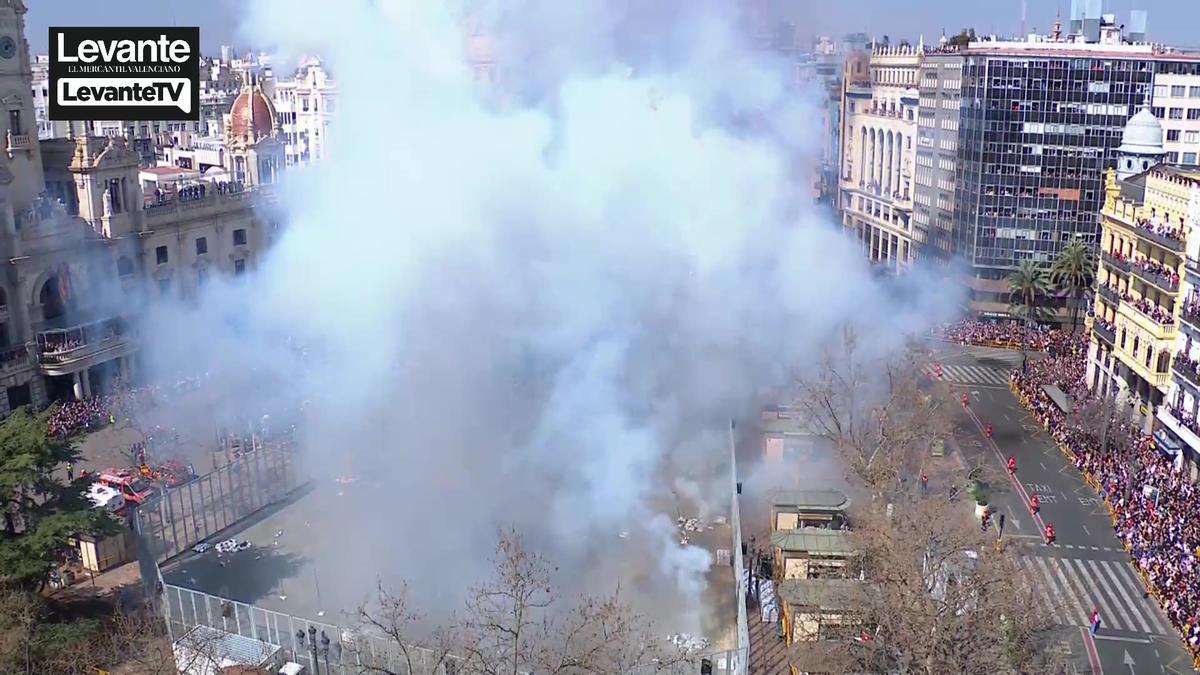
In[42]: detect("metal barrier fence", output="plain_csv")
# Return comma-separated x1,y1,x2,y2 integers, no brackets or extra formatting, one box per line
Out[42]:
133,446,299,564
728,420,750,675
162,583,746,675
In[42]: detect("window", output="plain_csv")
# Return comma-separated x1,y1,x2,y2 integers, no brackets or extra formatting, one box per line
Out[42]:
1169,108,1184,119
155,245,168,265
1187,131,1199,144
1189,109,1200,120
1168,129,1182,141
1184,153,1198,165
234,259,246,276
7,110,20,136
1191,86,1200,98
195,236,208,255
158,278,171,296
116,256,134,278
197,268,209,287
1172,85,1187,97
232,228,247,246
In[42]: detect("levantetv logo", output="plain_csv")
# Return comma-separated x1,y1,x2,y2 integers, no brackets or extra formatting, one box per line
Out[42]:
48,27,200,122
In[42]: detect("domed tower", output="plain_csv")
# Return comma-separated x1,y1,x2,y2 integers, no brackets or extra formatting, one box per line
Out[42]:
1116,108,1166,180
223,74,283,187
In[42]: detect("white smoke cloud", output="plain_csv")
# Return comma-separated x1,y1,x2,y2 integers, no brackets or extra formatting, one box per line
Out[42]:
144,0,960,636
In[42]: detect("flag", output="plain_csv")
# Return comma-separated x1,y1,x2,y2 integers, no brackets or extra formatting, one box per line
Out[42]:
57,263,72,306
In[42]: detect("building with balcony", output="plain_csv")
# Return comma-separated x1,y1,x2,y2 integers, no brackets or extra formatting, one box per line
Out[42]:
0,1,284,415
1154,166,1200,469
1086,110,1195,430
837,41,923,273
271,58,337,168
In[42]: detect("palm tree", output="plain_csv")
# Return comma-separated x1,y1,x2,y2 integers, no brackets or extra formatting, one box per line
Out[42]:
1007,260,1051,371
1050,238,1097,333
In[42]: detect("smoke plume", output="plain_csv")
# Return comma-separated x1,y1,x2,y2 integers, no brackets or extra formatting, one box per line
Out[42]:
145,0,959,637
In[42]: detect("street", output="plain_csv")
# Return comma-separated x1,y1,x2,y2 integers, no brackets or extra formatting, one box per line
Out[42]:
932,343,1197,675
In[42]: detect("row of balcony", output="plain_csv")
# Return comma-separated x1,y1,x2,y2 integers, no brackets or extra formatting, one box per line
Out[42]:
1107,203,1187,253
1102,252,1180,293
1102,251,1131,274
1096,284,1121,306
1173,355,1200,389
1092,317,1116,345
1183,304,1200,336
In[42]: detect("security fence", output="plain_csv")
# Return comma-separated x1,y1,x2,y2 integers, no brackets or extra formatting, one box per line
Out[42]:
161,583,747,675
133,445,299,564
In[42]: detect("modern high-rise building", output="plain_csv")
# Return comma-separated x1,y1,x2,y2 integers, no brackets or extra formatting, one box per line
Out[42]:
951,43,1156,318
913,44,963,263
1151,68,1200,166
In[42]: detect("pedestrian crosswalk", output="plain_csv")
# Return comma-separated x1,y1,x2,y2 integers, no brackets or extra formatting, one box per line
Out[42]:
1020,555,1172,635
923,363,1011,387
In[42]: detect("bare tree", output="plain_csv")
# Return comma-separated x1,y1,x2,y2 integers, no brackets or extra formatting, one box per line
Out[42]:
349,581,457,675
787,333,1067,674
355,530,693,675
793,328,953,498
458,529,689,675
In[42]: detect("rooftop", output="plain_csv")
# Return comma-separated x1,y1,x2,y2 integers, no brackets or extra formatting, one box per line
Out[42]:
776,578,874,609
173,625,280,672
770,528,855,556
769,489,850,511
141,166,200,177
956,41,1200,61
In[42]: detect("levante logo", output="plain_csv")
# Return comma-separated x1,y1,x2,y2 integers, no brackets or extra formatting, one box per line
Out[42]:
48,27,200,122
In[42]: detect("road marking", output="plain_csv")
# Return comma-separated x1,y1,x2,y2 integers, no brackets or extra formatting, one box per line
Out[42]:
1060,558,1108,626
1080,559,1138,633
1090,560,1153,635
1040,461,1048,471
1111,563,1173,635
1037,557,1086,623
1083,525,1091,536
1080,626,1105,675
1093,634,1152,644
1026,556,1069,624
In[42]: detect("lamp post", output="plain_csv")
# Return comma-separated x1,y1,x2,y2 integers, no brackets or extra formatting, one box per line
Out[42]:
296,626,331,675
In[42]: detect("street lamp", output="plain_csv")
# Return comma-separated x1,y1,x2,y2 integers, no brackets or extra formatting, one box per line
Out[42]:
296,626,331,675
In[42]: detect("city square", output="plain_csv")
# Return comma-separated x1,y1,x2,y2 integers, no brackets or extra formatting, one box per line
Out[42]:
4,0,1200,674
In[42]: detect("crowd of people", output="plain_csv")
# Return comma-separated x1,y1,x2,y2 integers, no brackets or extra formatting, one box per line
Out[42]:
934,320,1086,356
935,320,1053,351
1134,216,1186,245
46,386,158,439
1010,340,1200,662
1107,249,1181,289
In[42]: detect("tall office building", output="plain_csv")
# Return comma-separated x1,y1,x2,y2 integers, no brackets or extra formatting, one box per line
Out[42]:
951,42,1156,319
913,43,963,263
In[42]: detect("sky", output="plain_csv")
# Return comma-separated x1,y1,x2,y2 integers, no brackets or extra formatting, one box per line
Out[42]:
24,0,1200,55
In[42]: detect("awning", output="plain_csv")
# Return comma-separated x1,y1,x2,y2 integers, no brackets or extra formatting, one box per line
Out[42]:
1154,429,1183,457
1041,385,1073,413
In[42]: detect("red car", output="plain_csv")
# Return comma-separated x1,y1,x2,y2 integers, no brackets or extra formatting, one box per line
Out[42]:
96,469,160,505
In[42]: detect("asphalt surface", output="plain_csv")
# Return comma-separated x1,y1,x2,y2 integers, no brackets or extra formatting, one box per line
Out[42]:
931,342,1197,675
161,476,741,650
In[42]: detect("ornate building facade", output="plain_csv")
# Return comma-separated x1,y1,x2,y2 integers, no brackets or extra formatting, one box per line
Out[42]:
0,0,280,415
838,41,924,273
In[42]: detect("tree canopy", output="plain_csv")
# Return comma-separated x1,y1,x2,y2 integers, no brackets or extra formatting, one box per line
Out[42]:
0,407,119,590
